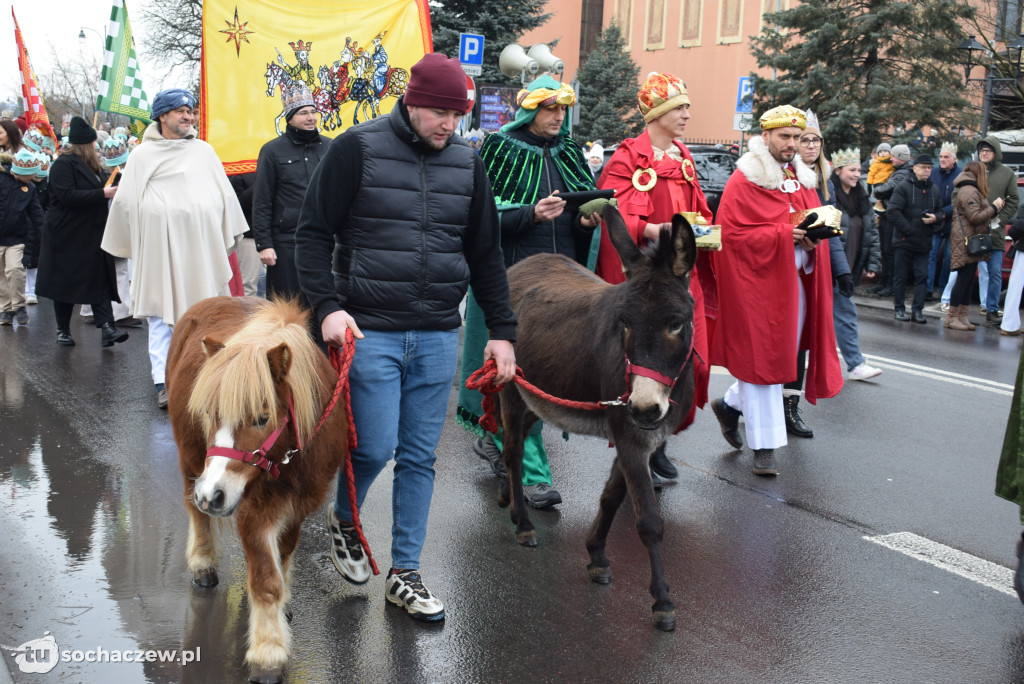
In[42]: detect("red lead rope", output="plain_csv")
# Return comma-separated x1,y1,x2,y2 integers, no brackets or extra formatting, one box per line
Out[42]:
327,330,379,576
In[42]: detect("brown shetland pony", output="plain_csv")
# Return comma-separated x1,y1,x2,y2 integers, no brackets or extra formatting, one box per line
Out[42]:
167,297,348,684
494,206,697,632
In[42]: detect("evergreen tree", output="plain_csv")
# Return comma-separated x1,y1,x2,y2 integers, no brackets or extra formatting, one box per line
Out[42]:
574,24,644,145
431,0,552,85
749,0,976,151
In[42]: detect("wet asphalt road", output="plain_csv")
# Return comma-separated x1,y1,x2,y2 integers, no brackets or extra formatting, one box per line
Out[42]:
2,297,1024,683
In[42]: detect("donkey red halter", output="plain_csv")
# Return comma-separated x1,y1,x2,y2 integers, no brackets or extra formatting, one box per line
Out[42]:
465,335,701,434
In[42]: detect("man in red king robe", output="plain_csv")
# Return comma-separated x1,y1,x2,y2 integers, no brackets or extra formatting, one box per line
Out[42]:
708,104,843,476
596,72,712,486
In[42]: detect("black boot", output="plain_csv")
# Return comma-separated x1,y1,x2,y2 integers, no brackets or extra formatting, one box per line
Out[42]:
752,449,778,476
1016,534,1024,605
56,329,75,346
649,442,678,480
100,323,129,347
783,395,813,438
711,398,743,449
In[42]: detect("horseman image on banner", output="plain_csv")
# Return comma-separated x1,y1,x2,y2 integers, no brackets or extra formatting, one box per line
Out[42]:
265,31,410,135
201,0,431,175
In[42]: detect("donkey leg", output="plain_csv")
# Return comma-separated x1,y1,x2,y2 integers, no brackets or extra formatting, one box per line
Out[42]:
498,388,537,547
239,516,291,684
585,458,629,585
184,482,219,588
619,448,675,632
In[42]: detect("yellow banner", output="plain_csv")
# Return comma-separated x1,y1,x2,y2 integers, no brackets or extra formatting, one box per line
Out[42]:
200,0,432,174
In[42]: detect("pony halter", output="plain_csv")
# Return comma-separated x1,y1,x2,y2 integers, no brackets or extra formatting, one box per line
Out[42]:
205,395,303,480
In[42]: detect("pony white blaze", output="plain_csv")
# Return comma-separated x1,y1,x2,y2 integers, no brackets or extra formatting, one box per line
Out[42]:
193,424,249,515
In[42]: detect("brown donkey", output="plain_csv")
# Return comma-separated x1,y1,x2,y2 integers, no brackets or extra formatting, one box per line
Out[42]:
167,297,349,683
495,206,697,632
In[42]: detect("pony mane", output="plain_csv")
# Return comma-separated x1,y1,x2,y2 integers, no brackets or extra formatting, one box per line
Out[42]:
187,299,326,443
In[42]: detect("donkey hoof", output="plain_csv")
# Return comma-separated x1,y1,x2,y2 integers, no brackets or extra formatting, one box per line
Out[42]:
191,568,219,588
653,609,676,632
248,666,284,684
587,565,612,585
516,530,537,547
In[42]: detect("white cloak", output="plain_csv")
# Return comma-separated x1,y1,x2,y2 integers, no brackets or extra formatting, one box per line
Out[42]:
101,123,247,324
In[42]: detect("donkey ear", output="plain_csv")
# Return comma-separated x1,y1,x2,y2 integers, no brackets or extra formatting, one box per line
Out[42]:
201,337,225,357
603,203,644,276
267,343,292,384
669,213,697,277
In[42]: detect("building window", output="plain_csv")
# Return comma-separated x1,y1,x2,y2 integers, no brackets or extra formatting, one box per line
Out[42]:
645,0,666,49
680,0,703,48
998,0,1023,42
616,0,633,47
762,0,788,18
718,0,745,44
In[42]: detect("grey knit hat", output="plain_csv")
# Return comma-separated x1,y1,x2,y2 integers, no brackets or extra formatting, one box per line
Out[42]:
890,144,912,162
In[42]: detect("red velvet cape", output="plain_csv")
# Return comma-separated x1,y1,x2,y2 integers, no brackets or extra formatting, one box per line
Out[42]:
708,169,843,404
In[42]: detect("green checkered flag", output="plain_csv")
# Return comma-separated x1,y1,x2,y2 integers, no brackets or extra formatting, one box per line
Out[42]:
96,0,151,125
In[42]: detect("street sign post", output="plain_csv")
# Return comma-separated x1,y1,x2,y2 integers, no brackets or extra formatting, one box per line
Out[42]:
734,77,754,147
459,33,484,77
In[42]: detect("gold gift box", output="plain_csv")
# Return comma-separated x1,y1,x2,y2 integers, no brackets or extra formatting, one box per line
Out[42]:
678,212,722,251
789,205,843,233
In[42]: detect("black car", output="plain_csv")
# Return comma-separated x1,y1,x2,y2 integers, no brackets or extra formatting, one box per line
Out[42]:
600,143,737,220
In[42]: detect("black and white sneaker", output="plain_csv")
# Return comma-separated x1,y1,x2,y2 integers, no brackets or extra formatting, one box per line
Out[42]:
385,568,445,622
327,508,370,584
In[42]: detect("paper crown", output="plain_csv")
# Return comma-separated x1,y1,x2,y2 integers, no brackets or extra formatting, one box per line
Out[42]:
11,149,41,175
638,72,690,123
831,147,860,169
804,108,821,132
281,82,315,118
759,105,806,131
35,152,51,177
940,141,958,156
23,128,44,152
102,137,129,167
112,126,128,140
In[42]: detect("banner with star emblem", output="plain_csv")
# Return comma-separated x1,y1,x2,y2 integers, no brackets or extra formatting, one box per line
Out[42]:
200,0,433,174
96,0,152,128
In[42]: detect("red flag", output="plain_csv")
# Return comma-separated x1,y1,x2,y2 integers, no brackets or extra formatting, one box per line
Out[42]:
12,9,59,147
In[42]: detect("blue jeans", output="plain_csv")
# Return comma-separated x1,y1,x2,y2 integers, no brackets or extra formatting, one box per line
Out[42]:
979,248,1003,311
927,232,951,292
333,328,460,570
833,286,864,371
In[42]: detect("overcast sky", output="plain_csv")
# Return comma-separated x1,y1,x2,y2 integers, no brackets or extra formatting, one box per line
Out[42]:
2,0,189,107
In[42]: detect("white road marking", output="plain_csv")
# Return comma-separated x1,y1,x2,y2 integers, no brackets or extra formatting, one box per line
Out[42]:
864,531,1016,597
712,355,1014,397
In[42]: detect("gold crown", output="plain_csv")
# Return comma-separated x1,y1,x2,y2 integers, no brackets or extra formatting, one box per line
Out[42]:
831,147,860,169
289,40,312,53
759,105,806,131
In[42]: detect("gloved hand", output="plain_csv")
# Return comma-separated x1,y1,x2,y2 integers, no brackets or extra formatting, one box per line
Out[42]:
804,224,836,241
836,273,854,298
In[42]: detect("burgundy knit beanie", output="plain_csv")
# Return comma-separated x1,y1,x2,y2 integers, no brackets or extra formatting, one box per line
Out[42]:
404,53,469,113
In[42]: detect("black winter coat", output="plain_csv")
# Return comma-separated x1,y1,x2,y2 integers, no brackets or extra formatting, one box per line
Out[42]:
35,154,118,304
252,128,329,252
0,171,43,254
886,176,943,253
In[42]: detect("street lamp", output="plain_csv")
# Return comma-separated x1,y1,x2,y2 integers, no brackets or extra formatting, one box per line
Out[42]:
956,34,1024,137
77,27,105,117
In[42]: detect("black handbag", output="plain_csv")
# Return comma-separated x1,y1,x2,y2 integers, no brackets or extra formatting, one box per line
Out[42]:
966,233,995,257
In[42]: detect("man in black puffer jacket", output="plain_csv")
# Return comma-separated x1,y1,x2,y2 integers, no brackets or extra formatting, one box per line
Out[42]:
295,53,516,624
887,154,942,323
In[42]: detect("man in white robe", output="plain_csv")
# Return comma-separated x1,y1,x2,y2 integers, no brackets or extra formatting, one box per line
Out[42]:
102,89,247,408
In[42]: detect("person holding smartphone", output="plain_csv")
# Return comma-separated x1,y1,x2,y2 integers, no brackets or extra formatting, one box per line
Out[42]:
886,154,943,323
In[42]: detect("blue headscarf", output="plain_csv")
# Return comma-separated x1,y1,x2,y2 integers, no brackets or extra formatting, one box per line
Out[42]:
151,89,196,119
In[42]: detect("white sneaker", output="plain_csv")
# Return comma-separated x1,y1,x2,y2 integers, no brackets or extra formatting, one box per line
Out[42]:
940,302,949,313
385,569,445,621
848,364,882,381
327,508,371,584
25,294,37,305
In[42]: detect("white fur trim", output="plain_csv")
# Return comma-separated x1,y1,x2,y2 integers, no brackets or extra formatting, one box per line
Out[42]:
736,136,818,191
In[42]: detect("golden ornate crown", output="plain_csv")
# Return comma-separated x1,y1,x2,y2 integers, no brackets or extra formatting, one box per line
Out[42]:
289,40,312,53
759,105,806,131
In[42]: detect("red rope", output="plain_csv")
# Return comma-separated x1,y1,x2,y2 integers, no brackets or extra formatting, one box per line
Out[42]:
464,359,612,434
327,330,379,576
